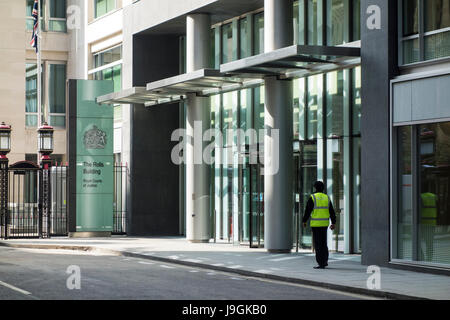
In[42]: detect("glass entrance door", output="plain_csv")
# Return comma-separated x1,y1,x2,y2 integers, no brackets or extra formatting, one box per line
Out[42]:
238,159,264,248
294,140,318,250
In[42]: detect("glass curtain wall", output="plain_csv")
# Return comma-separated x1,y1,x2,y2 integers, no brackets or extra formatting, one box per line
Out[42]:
395,122,450,266
400,0,450,64
207,1,361,252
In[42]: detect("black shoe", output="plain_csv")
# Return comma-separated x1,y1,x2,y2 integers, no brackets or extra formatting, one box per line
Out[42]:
313,265,326,269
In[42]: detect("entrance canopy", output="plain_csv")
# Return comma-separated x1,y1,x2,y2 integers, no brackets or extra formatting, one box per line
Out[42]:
97,44,360,106
220,44,360,79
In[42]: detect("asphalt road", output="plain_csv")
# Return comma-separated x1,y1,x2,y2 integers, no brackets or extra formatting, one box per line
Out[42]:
0,246,373,300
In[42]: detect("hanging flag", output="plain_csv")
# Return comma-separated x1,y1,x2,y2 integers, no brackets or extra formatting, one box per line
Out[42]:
30,0,39,52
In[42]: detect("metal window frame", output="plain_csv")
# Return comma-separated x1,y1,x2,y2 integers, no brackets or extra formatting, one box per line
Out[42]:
94,0,117,20
390,70,450,268
399,0,450,66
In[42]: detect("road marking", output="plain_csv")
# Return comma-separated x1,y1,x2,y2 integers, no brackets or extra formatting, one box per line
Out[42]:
0,280,32,296
228,265,243,269
254,269,274,274
269,256,303,262
159,265,175,269
184,259,202,263
189,270,199,273
230,277,245,280
138,261,154,265
256,254,286,259
212,263,225,267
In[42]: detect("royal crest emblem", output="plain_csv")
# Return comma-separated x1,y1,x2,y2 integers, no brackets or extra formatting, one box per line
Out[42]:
83,125,107,149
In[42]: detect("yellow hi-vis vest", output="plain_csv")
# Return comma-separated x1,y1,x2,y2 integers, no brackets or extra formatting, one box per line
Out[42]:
421,193,437,226
310,193,330,227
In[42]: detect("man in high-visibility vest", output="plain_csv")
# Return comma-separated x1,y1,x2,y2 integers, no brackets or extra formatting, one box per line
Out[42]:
302,181,336,269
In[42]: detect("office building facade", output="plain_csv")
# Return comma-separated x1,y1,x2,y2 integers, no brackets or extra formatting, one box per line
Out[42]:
1,0,449,273
98,0,450,273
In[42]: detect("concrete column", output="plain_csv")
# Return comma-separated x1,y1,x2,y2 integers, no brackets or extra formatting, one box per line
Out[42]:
264,0,294,253
185,14,211,242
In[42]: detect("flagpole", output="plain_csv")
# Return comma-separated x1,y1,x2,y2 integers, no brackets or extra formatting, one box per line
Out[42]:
37,0,42,128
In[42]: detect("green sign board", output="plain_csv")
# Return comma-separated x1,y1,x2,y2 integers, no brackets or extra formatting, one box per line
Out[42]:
68,80,114,234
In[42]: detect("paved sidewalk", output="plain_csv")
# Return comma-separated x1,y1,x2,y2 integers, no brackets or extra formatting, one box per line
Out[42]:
0,236,449,300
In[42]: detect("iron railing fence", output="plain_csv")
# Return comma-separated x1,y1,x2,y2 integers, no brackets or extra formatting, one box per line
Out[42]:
113,163,128,235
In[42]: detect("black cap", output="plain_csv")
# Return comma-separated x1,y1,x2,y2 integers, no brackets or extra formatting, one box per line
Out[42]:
313,181,325,192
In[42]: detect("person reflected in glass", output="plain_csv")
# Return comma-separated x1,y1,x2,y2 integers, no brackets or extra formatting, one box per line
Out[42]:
420,183,438,262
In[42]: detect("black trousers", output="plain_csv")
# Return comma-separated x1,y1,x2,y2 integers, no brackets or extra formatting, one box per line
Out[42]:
312,227,329,267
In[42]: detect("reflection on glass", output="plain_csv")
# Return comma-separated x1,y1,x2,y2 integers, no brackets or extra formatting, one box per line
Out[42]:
49,64,66,114
253,13,264,55
308,0,318,45
327,0,345,45
307,75,319,139
240,17,249,59
424,31,450,61
328,138,344,252
222,23,233,63
425,0,450,32
353,0,361,41
403,38,420,64
254,86,265,135
398,126,413,260
300,142,317,248
418,122,450,264
403,0,419,36
353,137,361,252
352,67,362,135
326,71,344,138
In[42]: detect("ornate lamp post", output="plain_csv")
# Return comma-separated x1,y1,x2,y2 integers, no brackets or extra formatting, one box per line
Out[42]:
37,122,54,169
0,122,11,239
37,122,53,238
0,122,11,161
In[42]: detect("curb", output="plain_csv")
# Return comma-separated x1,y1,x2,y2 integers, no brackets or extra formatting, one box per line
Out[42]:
0,242,428,300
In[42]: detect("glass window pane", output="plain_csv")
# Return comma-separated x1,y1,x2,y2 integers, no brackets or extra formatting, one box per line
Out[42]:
26,63,38,113
240,17,249,59
424,31,450,61
26,115,38,127
403,0,419,36
308,0,318,45
49,20,67,32
353,0,361,41
222,23,233,63
397,126,413,260
418,122,450,264
253,86,265,135
93,46,122,69
49,115,66,128
352,67,361,135
112,65,122,92
326,71,344,138
253,13,264,55
49,64,66,114
49,0,66,18
425,0,450,32
327,138,345,252
327,0,345,46
95,0,107,18
26,0,34,16
402,38,420,64
307,75,319,139
293,1,300,45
